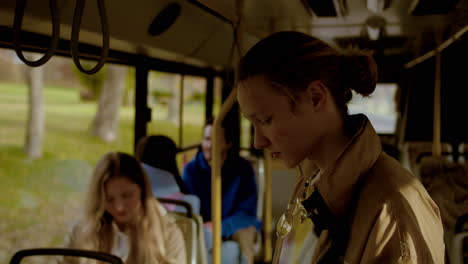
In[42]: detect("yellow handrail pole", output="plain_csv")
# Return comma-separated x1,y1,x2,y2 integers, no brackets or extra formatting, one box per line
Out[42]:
433,32,442,157
263,150,273,262
211,88,238,264
179,75,185,147
404,25,468,69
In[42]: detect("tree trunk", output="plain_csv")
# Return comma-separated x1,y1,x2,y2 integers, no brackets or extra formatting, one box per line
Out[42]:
122,68,135,107
24,58,44,159
90,65,127,142
147,72,155,107
122,87,135,107
167,74,181,123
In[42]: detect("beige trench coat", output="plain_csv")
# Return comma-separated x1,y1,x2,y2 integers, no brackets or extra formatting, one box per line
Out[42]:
296,115,445,263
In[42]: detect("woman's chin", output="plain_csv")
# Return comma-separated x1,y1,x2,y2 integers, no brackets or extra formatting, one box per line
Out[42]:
114,215,132,225
281,158,301,169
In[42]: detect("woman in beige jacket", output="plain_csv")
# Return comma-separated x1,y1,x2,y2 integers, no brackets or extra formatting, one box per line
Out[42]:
59,152,186,264
237,31,445,263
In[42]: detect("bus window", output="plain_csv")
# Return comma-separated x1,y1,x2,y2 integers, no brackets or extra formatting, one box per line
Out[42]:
180,75,206,167
0,48,137,263
348,83,398,134
182,75,205,148
147,72,206,168
147,71,181,144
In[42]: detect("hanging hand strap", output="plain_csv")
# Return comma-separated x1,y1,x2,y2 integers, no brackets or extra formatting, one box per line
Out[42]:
14,0,60,67
71,0,109,74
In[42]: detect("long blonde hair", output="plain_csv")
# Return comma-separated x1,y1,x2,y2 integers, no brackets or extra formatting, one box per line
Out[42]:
75,152,169,263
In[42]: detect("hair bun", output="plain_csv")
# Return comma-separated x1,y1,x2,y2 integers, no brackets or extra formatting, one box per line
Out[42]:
342,50,378,96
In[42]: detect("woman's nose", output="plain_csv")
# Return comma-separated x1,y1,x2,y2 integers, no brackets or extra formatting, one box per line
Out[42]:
115,202,125,212
254,129,270,149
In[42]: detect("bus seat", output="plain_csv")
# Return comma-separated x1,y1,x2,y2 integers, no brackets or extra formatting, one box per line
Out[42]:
194,215,208,264
450,232,468,264
451,214,468,264
143,163,200,214
243,154,265,258
456,213,468,234
242,153,264,221
159,198,207,264
459,143,468,163
143,163,179,197
179,194,201,215
169,212,198,264
220,241,242,264
400,141,453,174
203,239,244,264
418,157,468,252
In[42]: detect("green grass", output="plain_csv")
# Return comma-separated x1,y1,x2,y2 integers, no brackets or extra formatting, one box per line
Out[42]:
0,82,204,263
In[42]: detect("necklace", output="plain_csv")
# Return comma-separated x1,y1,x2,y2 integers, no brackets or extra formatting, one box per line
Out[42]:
276,167,320,238
272,167,320,264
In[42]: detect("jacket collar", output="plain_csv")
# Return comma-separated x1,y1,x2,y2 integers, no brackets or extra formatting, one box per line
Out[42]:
194,150,239,174
316,114,382,216
195,150,211,171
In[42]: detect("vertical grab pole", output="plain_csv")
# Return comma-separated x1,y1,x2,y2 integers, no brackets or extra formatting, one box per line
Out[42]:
212,88,237,264
264,150,273,262
433,33,442,157
134,63,149,152
179,75,185,147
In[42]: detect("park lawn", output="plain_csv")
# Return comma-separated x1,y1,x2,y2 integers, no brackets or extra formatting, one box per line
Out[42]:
0,82,204,263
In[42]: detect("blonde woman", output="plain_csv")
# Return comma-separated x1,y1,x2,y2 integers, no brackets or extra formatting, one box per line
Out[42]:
60,152,186,264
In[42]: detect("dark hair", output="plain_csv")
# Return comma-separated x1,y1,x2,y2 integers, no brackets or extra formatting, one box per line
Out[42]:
205,116,235,144
238,31,378,116
136,135,188,194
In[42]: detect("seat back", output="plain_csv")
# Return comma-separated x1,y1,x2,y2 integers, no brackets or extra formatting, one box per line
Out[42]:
450,232,468,264
456,213,468,234
400,141,453,173
194,215,208,264
243,154,264,221
13,248,124,264
418,157,468,259
242,154,266,259
169,213,198,264
160,198,207,264
459,143,468,163
146,164,200,214
451,214,468,264
142,163,180,197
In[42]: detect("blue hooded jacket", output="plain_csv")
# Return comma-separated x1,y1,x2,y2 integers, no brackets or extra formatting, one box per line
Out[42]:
182,151,261,237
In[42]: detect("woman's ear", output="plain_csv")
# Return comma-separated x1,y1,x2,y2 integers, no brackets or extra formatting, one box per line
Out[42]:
304,80,328,111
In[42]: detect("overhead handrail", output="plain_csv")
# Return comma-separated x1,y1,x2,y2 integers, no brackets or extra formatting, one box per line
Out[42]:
13,0,60,67
404,25,468,69
71,0,109,74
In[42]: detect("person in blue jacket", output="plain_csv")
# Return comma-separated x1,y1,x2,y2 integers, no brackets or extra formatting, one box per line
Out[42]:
183,118,261,264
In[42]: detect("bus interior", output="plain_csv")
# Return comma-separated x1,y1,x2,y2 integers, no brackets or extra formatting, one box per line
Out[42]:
0,0,467,263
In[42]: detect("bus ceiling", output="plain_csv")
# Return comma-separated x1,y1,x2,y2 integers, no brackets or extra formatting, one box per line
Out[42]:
0,0,465,73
